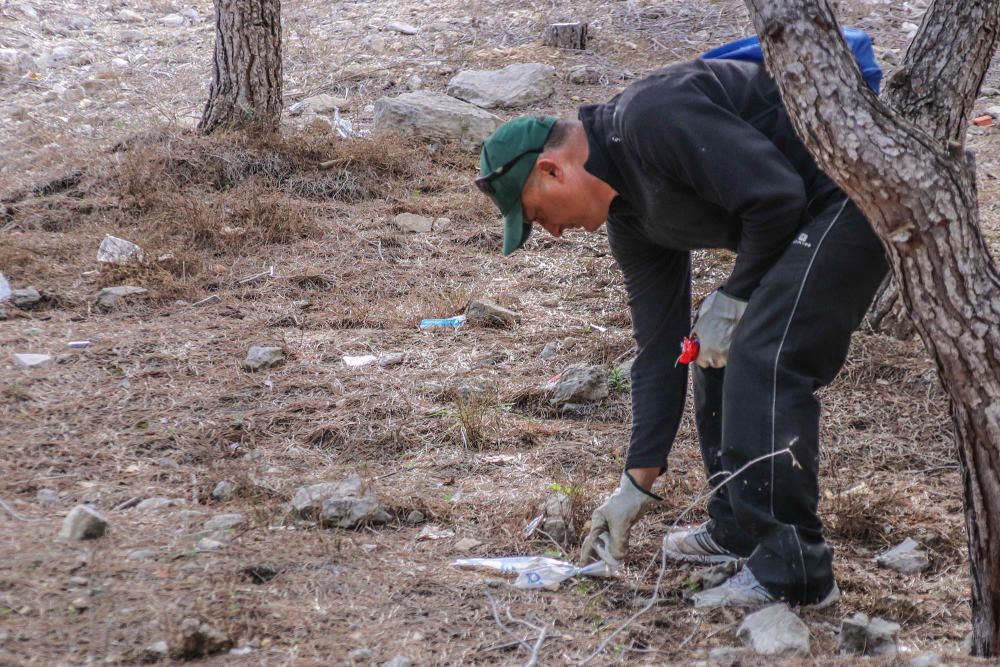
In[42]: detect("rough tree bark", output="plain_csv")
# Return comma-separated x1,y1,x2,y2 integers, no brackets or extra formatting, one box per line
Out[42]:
744,0,1000,655
199,0,282,135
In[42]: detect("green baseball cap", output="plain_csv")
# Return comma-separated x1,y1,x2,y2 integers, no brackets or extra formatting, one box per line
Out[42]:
477,116,557,255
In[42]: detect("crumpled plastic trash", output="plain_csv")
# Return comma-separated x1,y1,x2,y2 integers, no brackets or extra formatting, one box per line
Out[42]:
332,109,353,139
97,234,144,264
420,315,466,329
343,354,377,367
0,272,10,302
454,551,618,589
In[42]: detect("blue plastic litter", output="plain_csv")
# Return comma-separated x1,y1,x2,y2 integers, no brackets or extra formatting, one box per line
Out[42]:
420,315,467,329
702,27,882,94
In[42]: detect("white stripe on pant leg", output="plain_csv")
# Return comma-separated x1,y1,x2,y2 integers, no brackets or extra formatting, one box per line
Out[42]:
768,197,847,516
766,197,847,601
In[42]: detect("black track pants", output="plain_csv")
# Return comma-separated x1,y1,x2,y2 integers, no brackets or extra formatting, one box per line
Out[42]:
694,196,887,604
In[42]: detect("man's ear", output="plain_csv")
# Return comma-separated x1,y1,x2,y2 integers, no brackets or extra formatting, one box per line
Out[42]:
535,157,563,182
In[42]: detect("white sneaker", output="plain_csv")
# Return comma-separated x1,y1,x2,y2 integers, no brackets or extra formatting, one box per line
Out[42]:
691,566,842,609
665,522,740,564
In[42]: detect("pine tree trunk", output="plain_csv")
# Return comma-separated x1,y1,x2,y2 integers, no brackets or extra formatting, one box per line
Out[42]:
744,0,1000,655
199,0,282,135
865,276,914,340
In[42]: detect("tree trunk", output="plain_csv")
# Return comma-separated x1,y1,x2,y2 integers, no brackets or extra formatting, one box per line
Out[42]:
743,0,1000,655
199,0,282,135
864,276,914,340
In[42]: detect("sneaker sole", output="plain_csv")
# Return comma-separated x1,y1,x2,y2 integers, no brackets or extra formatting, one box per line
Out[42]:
664,544,741,565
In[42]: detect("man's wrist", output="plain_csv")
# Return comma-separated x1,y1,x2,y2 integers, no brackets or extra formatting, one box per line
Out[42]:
624,468,663,500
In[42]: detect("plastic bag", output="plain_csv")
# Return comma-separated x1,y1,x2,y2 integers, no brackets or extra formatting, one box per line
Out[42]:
0,273,10,302
454,554,618,589
420,315,466,329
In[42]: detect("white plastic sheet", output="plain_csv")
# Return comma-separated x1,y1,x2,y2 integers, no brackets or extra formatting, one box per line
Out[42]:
454,554,618,589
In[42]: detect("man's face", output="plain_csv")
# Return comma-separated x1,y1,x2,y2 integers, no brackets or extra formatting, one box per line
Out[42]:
520,158,607,239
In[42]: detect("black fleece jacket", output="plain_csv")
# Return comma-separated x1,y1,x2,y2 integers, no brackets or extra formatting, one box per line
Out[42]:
578,58,842,471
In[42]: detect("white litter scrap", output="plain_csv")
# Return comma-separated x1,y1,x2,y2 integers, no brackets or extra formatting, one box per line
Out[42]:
454,555,618,589
97,235,144,264
343,354,378,367
0,272,10,301
332,109,353,138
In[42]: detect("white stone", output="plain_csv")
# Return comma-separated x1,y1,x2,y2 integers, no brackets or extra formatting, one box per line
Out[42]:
118,9,144,23
548,364,609,405
455,537,482,552
211,480,236,501
126,548,156,560
95,286,147,309
378,352,405,367
466,299,521,328
838,612,900,656
13,353,52,368
297,93,349,114
343,355,378,367
244,346,284,371
203,513,245,532
382,656,412,667
736,604,810,656
385,21,420,35
60,505,109,540
135,497,179,511
158,13,185,27
373,90,501,150
393,212,435,233
447,63,556,109
291,476,390,528
36,488,60,504
876,537,930,574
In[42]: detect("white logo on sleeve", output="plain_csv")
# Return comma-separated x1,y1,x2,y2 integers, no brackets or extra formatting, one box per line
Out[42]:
793,232,812,248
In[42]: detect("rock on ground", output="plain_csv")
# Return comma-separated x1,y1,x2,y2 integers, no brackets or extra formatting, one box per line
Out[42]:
465,299,521,328
179,618,232,659
540,490,573,544
382,656,412,667
244,345,285,371
96,234,144,264
373,90,501,150
203,513,245,532
393,212,440,233
95,285,147,309
211,480,236,501
290,475,391,528
566,64,602,85
447,63,556,108
548,364,609,405
11,286,41,308
876,537,930,574
736,603,810,656
13,353,52,368
349,647,374,662
406,510,426,525
707,647,750,666
838,612,900,656
60,505,108,540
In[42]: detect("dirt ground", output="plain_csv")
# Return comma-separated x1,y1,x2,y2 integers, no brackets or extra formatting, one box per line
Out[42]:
3,0,1000,665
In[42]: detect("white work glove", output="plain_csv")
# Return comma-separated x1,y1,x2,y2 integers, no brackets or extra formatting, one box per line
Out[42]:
690,289,748,369
579,473,661,564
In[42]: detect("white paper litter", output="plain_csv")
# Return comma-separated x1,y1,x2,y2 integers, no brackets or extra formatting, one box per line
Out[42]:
97,234,144,264
454,554,618,589
343,354,378,367
0,273,10,302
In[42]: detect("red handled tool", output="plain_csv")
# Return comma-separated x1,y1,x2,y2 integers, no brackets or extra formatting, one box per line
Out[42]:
675,336,700,366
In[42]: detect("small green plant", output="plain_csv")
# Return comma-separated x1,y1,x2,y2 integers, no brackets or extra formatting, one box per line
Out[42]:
572,580,596,596
543,547,564,559
608,367,629,393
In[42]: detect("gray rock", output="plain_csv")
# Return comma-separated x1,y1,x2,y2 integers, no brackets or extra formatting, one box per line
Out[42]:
447,63,556,109
203,513,245,532
292,476,391,528
876,537,930,574
548,364,609,405
349,647,374,662
141,640,168,662
394,212,435,233
244,346,284,371
11,287,41,308
211,480,236,501
378,352,405,367
135,497,179,511
465,299,521,328
126,548,156,561
158,13,185,27
838,612,900,656
909,651,944,667
118,9,144,23
192,294,220,307
385,21,420,35
373,90,501,150
120,30,143,44
13,353,52,368
540,341,559,359
707,647,750,666
60,505,108,540
566,65,602,85
294,93,350,115
382,657,412,667
195,536,226,552
97,234,144,264
95,285,147,309
36,488,60,504
179,618,232,658
540,491,573,543
736,603,810,656
406,510,426,525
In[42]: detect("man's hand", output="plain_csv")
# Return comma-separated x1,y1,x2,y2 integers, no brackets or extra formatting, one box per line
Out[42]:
690,289,748,368
579,472,661,564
